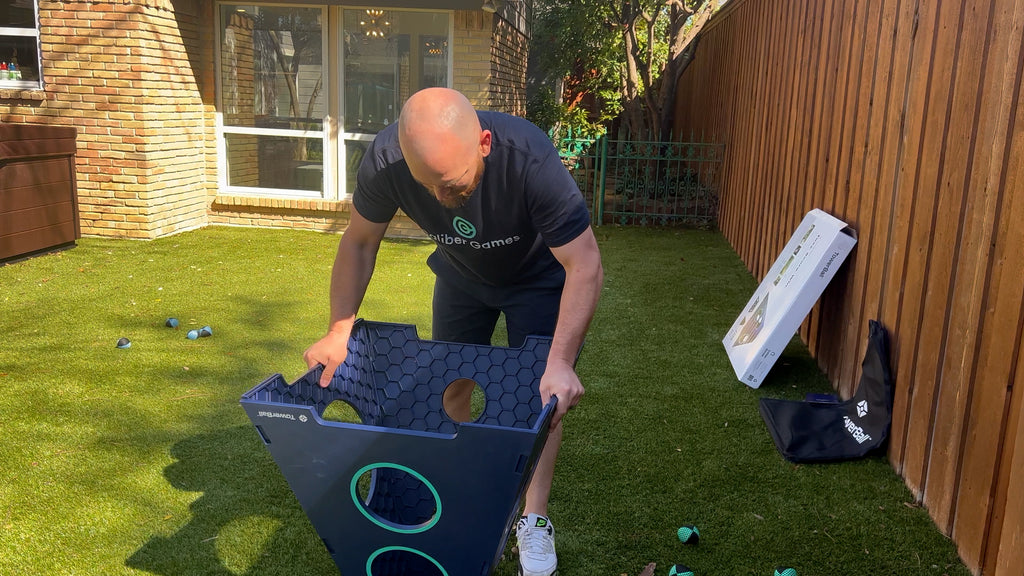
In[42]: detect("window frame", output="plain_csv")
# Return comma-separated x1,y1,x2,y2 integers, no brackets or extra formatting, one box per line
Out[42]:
336,6,454,200
214,2,454,201
0,0,44,91
215,2,332,200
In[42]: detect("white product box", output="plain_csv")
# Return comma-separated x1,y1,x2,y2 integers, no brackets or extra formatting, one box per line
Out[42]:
723,209,857,388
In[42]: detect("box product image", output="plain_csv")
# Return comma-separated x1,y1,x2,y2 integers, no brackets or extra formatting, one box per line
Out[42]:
723,209,857,388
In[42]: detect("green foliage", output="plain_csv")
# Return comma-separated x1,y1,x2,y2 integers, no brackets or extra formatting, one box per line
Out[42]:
0,226,972,576
527,0,624,135
529,0,715,137
528,84,616,143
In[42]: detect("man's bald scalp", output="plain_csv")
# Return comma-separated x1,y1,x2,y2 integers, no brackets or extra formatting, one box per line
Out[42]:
398,88,481,159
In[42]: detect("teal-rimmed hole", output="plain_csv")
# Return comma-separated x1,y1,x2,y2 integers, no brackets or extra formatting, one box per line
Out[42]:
365,546,449,576
350,463,441,533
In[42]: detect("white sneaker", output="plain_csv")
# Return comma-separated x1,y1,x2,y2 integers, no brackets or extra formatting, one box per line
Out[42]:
516,513,557,576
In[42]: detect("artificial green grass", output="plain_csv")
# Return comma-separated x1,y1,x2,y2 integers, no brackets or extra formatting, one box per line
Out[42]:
0,226,968,576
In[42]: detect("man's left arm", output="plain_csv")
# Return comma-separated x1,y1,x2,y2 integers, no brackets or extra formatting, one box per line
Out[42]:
544,226,604,424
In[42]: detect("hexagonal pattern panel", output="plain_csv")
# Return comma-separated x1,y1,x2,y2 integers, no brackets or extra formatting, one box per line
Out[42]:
240,320,556,576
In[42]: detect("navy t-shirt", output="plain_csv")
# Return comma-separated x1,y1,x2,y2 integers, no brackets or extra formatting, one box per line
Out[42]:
353,111,591,287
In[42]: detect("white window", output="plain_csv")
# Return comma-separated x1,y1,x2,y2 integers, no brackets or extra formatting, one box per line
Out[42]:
341,8,451,198
0,0,42,90
216,3,452,200
218,4,328,198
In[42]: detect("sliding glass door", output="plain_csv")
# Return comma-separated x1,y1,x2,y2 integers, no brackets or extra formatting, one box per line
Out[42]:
217,3,451,201
339,9,450,198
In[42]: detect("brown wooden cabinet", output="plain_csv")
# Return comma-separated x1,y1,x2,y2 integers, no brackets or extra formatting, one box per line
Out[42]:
0,124,79,263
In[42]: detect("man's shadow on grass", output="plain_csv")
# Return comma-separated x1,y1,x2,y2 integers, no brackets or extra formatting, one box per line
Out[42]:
126,425,337,576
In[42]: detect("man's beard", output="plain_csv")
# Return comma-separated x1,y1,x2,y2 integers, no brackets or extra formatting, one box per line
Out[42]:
436,157,484,209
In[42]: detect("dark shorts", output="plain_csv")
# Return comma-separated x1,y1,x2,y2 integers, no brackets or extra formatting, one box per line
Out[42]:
431,272,563,348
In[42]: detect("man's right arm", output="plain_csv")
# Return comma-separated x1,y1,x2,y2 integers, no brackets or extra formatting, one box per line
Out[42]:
303,210,390,387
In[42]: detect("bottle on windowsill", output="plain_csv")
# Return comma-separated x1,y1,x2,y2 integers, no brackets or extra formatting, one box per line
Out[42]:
0,62,8,81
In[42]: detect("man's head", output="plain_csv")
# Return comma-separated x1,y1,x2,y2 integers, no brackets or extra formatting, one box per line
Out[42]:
398,88,491,209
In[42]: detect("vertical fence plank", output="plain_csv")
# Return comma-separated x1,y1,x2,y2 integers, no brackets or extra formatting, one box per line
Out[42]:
764,0,799,289
805,0,848,358
723,3,755,256
721,11,744,244
906,0,983,531
788,0,823,234
973,8,1024,571
831,0,887,397
919,0,1002,539
880,0,943,497
749,0,775,278
761,0,786,281
782,0,815,248
878,0,930,476
847,0,911,409
815,0,882,396
813,0,862,372
797,0,840,347
720,3,747,257
992,305,1024,576
993,373,1024,576
957,61,1023,573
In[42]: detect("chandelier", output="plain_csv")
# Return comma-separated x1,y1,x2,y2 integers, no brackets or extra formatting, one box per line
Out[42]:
424,39,448,56
360,9,391,38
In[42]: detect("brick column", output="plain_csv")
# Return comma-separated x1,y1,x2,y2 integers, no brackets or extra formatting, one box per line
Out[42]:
452,5,530,115
452,10,493,108
6,0,215,239
490,14,529,115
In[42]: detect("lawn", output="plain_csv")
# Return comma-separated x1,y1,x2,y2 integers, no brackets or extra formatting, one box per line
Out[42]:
0,226,968,576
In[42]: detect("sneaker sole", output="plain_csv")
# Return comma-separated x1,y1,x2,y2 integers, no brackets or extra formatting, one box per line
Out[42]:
518,566,557,576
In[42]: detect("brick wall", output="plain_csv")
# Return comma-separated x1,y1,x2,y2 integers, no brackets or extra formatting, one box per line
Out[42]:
489,13,529,115
451,6,530,115
210,195,424,239
0,0,216,239
452,10,493,108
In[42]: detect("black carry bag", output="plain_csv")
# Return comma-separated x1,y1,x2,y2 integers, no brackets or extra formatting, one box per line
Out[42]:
758,320,894,463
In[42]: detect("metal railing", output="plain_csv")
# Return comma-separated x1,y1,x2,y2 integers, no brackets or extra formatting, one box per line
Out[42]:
557,132,725,228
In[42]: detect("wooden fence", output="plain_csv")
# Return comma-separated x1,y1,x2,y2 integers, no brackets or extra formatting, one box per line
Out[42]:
672,0,1024,574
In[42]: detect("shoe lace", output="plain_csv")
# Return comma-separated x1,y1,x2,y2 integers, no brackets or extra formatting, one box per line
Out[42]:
519,524,554,557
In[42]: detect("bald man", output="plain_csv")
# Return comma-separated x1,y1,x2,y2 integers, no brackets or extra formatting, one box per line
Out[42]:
304,87,603,576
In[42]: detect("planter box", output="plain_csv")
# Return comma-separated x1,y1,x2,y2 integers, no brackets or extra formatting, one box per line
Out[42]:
0,124,79,263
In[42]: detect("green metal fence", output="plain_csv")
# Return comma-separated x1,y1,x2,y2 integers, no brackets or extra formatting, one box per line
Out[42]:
556,133,725,228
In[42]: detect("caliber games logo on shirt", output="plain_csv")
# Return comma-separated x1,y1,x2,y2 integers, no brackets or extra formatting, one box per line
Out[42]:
426,217,523,251
453,216,477,239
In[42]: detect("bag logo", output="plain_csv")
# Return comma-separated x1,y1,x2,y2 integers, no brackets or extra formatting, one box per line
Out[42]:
453,216,477,239
856,400,869,418
843,416,873,444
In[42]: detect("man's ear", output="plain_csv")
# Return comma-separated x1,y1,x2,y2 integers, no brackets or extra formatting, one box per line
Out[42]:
479,130,492,157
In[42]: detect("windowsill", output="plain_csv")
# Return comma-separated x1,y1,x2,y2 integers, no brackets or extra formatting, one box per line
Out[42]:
0,87,44,101
211,194,351,213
